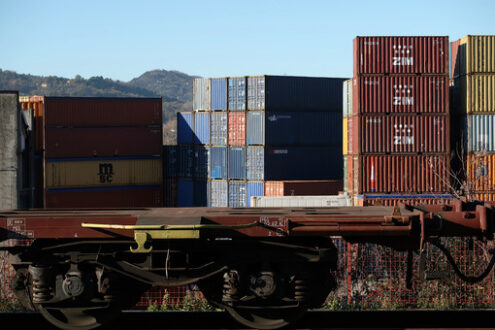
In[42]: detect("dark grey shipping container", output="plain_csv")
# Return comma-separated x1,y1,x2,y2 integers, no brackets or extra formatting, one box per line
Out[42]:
210,112,228,146
177,145,194,177
229,180,247,207
209,180,228,207
247,147,264,180
193,179,208,206
247,76,346,112
209,147,228,179
228,77,246,111
228,147,247,180
163,145,177,177
194,146,209,179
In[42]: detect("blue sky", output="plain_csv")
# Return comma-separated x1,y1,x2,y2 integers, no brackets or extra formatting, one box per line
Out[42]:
1,0,494,81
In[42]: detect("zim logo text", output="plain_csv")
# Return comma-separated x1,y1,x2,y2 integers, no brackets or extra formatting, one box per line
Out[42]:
98,163,114,183
392,57,414,66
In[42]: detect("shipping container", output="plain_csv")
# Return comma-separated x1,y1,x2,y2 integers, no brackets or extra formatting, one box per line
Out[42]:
228,112,246,146
20,96,44,153
246,111,264,145
177,146,194,177
44,97,162,127
193,179,208,206
349,154,449,194
345,117,356,155
193,78,211,111
45,127,162,158
343,117,348,155
343,79,353,117
250,195,352,207
468,192,495,202
353,36,449,75
247,147,264,180
465,115,495,152
228,147,246,180
177,112,194,144
354,194,454,206
209,147,227,179
45,157,162,189
229,181,247,207
193,146,209,178
45,186,163,208
164,177,178,207
247,75,346,112
452,75,495,114
163,145,177,177
344,155,354,195
210,112,228,146
466,153,495,192
353,75,449,114
264,180,343,196
264,146,342,180
343,157,348,192
451,35,495,77
177,178,194,207
209,180,228,207
247,181,264,206
193,112,210,145
211,78,227,110
356,114,449,153
228,77,246,111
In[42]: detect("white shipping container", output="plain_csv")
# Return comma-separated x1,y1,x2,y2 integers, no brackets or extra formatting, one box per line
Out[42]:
250,195,352,207
466,114,495,152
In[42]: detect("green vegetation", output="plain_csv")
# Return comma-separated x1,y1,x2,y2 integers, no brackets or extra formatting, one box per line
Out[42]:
145,288,217,312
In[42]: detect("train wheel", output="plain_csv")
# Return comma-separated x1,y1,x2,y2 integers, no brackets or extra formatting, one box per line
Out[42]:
224,305,306,330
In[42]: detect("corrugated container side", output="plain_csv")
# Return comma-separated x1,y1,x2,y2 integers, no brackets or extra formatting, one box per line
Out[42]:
358,114,449,153
251,195,352,207
210,112,228,146
263,180,343,196
343,117,348,155
343,79,353,117
344,155,354,195
469,192,495,202
228,181,247,207
347,116,356,155
193,78,211,111
353,75,449,114
228,147,246,180
246,111,264,145
163,145,177,177
177,179,194,207
193,179,208,206
247,181,264,206
353,36,449,75
45,158,162,189
343,157,348,192
211,78,227,110
228,112,246,146
164,177,178,207
209,147,228,179
452,75,495,114
20,99,44,153
264,181,283,196
264,146,343,180
44,97,162,127
451,35,495,77
193,112,210,145
355,194,454,206
247,147,264,180
466,153,495,191
228,77,246,111
45,127,162,158
247,76,265,110
209,180,228,207
177,112,194,144
193,146,209,178
357,154,450,194
177,146,194,177
45,186,163,208
466,115,495,152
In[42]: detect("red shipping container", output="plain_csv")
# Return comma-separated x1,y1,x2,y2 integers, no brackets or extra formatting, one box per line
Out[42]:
45,127,162,158
355,195,453,206
351,154,449,194
352,75,449,114
45,187,163,208
353,36,448,75
44,97,162,127
357,114,449,154
228,112,246,146
264,180,343,196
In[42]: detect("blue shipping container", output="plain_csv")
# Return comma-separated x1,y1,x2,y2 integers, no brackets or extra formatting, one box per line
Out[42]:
247,111,264,145
247,181,264,206
177,112,194,144
193,78,211,111
178,178,194,207
229,181,247,207
229,147,246,180
177,145,194,177
211,78,227,110
193,179,208,206
194,112,210,145
228,77,246,111
211,112,228,146
194,146,209,178
247,147,264,180
209,147,228,179
209,180,228,207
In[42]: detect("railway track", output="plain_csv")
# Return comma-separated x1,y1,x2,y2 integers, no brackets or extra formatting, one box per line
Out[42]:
1,310,495,329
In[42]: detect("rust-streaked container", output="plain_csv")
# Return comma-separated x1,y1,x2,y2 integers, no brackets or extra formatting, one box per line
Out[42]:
353,75,449,114
466,153,495,192
45,127,162,158
45,157,162,189
354,194,454,206
451,75,495,114
44,97,162,127
348,154,450,194
264,180,343,196
451,35,495,77
45,186,163,208
20,96,44,153
354,36,448,75
228,112,246,146
357,114,449,153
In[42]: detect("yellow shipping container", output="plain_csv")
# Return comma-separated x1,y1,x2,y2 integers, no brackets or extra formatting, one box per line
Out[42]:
46,158,162,189
466,153,495,192
468,192,495,202
343,117,348,155
453,35,495,76
453,74,495,113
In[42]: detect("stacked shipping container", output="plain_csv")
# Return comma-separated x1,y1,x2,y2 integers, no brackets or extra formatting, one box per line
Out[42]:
451,36,495,201
346,36,451,204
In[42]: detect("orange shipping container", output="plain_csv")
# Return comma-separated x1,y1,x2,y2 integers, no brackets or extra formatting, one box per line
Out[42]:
355,194,454,206
466,153,495,192
20,96,44,153
264,180,343,196
228,112,246,146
